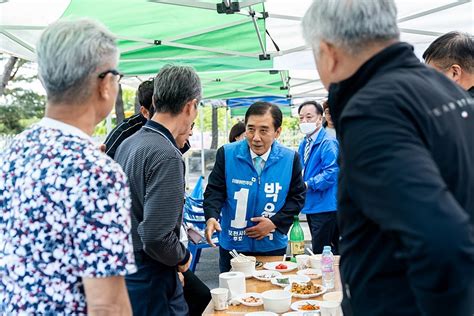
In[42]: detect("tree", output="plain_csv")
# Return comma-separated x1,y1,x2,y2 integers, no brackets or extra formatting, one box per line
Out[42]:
0,56,18,96
0,54,46,134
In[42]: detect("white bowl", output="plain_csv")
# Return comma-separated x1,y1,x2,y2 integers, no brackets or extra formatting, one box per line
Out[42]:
261,290,292,313
231,256,256,278
323,291,343,302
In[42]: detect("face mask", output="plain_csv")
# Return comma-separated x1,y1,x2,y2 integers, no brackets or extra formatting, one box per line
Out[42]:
299,122,317,135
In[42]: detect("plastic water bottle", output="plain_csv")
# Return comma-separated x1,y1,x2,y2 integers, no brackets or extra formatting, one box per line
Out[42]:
321,245,334,289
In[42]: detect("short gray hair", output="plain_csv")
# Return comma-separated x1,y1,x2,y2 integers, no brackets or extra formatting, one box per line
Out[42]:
153,65,202,115
36,18,118,104
302,0,400,55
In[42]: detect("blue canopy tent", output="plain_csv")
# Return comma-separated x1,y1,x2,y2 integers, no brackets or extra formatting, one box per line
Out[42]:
226,96,292,117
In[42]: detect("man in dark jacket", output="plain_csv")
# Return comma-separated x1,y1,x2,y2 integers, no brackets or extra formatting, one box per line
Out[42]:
423,31,474,97
204,102,306,272
302,1,474,315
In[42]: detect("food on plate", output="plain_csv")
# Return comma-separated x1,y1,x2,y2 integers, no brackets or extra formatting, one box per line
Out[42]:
303,270,321,277
242,295,262,304
259,272,279,280
299,302,320,311
276,277,290,285
275,263,288,270
290,281,323,295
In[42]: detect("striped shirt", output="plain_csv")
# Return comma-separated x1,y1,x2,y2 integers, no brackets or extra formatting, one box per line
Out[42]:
104,114,147,159
115,120,190,267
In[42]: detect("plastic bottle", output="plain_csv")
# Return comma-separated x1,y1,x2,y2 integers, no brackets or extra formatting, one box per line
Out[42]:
321,245,335,289
289,215,305,257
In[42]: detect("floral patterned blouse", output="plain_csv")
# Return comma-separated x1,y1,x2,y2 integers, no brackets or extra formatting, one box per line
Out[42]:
0,118,136,315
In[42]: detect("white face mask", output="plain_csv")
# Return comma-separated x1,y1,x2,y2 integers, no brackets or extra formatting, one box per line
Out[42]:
299,122,317,135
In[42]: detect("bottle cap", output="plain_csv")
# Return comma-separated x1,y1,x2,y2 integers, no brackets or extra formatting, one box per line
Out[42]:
323,245,331,252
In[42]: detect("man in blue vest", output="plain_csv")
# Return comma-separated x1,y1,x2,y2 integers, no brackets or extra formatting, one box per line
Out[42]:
204,102,306,272
298,101,339,254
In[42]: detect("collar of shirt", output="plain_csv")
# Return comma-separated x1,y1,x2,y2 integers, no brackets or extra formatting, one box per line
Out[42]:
249,146,271,162
306,126,322,143
37,117,92,141
145,119,179,150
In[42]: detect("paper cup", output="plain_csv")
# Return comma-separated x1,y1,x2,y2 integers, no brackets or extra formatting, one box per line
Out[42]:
295,254,310,270
320,300,342,316
211,288,229,311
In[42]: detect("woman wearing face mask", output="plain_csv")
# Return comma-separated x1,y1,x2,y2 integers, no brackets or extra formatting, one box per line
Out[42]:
297,101,340,254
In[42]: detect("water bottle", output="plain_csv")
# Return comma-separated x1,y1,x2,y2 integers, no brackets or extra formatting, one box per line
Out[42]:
321,245,334,289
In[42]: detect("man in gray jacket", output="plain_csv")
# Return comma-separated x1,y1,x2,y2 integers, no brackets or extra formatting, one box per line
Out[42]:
115,65,200,316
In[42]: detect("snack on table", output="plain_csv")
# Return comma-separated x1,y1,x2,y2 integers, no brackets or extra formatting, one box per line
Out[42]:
290,281,323,295
275,263,288,270
300,302,320,311
276,277,290,285
242,295,262,304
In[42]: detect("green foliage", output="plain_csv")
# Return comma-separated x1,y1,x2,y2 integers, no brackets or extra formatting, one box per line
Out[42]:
0,105,24,134
0,56,46,134
195,106,230,132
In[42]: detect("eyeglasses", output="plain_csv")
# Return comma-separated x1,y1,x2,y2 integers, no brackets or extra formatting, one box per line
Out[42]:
98,69,124,82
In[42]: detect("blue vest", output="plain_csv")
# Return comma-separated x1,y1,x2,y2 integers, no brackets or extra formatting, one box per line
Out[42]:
220,140,294,252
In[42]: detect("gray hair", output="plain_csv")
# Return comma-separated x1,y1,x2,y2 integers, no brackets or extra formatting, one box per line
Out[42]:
302,0,400,55
153,65,202,115
36,18,118,104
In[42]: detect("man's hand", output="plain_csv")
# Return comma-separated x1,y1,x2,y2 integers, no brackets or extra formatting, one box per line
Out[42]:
178,253,193,273
205,218,221,247
177,272,185,287
245,217,277,240
99,144,106,153
83,276,132,316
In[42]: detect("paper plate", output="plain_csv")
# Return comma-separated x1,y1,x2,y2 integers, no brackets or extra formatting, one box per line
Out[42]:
290,299,323,312
263,261,297,273
252,270,282,281
235,292,264,307
296,268,322,280
270,274,311,288
284,284,327,298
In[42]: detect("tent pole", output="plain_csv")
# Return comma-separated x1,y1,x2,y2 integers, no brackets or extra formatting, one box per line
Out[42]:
200,103,205,178
249,7,268,58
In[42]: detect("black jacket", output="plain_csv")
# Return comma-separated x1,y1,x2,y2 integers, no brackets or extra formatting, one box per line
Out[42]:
328,43,474,316
204,144,306,236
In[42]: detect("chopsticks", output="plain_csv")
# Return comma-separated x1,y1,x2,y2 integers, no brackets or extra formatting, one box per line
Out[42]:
229,249,251,262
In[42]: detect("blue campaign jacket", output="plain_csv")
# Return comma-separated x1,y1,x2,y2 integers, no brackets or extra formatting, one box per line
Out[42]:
219,140,295,252
298,127,339,214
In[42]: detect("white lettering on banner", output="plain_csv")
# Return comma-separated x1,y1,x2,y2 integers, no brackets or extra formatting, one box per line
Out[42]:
231,188,249,229
265,182,282,202
228,229,246,242
232,178,254,186
263,203,275,213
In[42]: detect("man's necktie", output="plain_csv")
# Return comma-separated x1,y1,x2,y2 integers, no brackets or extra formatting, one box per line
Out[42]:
254,156,263,176
304,137,312,164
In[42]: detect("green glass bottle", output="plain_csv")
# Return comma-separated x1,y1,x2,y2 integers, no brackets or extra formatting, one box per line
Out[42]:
289,215,305,256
